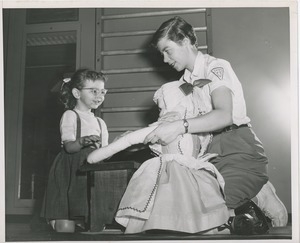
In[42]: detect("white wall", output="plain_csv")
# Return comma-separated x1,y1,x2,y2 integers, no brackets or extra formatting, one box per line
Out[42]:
211,8,291,213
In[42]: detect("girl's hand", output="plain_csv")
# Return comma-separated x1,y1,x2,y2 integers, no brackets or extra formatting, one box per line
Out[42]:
144,120,184,145
79,135,101,148
64,135,100,153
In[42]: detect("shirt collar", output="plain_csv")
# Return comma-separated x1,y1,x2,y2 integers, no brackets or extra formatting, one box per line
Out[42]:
74,108,94,117
182,51,205,84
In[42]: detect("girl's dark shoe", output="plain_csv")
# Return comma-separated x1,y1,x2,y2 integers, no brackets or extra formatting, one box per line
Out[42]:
75,223,87,232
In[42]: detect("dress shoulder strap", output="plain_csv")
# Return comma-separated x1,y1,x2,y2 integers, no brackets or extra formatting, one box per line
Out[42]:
72,110,81,139
96,117,103,147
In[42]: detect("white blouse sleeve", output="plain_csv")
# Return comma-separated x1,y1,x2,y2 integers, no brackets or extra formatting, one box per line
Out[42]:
207,59,234,94
60,110,77,143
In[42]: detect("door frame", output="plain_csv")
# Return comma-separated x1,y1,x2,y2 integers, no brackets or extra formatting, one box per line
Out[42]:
5,8,96,215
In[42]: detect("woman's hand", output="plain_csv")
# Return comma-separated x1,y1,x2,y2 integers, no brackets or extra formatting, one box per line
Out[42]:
149,111,181,127
144,120,184,145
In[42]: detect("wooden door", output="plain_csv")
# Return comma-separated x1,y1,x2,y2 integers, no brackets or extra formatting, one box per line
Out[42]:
4,8,96,214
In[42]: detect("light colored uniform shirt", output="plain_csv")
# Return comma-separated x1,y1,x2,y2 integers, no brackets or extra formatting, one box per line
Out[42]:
179,51,250,126
60,108,109,146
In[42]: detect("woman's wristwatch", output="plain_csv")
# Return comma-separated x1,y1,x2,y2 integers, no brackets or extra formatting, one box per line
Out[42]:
183,118,189,133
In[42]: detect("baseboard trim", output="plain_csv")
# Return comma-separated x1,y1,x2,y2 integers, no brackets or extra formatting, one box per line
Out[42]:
5,213,293,225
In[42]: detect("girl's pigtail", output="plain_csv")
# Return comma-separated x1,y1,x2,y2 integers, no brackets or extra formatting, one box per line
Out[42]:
60,77,73,109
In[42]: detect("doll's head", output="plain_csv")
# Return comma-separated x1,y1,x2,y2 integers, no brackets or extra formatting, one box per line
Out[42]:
60,68,107,110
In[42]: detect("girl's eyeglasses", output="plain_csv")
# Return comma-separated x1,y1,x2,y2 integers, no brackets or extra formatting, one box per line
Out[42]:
81,88,108,96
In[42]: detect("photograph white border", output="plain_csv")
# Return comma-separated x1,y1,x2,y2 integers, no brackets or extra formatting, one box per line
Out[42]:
0,0,298,243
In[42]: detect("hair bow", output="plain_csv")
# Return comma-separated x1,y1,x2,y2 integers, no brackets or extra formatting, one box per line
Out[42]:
63,78,71,83
60,77,72,91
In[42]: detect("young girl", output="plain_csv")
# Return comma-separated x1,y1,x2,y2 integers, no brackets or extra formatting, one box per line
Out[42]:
41,69,109,232
87,80,230,234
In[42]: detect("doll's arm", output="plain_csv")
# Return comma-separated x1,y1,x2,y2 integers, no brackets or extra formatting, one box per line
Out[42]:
87,125,157,163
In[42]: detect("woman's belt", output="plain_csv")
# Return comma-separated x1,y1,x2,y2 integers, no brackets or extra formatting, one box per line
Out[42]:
212,123,251,135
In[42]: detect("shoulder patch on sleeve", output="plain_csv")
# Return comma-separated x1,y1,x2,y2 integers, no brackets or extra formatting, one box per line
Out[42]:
211,67,224,80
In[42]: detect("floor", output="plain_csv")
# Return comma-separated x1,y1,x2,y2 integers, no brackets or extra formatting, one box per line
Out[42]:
5,219,292,242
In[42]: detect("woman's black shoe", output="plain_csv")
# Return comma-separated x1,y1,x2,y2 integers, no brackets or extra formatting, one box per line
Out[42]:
229,200,270,235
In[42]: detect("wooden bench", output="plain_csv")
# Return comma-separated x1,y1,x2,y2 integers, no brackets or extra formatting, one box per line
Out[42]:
80,161,140,232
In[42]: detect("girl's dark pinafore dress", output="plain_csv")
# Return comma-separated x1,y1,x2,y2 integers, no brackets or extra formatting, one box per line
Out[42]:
41,110,102,222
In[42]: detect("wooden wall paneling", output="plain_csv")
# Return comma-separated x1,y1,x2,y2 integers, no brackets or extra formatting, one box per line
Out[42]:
206,8,213,55
79,9,97,70
96,8,211,141
95,9,103,84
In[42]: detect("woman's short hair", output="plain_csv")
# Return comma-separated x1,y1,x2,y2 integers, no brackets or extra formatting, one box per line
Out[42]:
151,16,198,49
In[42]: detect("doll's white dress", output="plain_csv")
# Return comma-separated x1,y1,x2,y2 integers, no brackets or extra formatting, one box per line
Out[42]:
115,133,229,233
